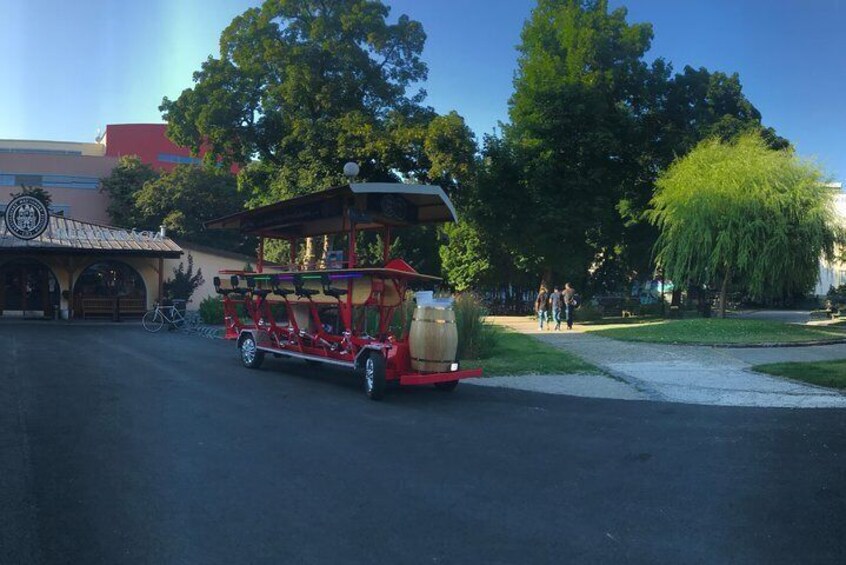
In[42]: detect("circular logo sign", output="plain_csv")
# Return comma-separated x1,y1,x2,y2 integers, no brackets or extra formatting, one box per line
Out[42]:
5,195,50,240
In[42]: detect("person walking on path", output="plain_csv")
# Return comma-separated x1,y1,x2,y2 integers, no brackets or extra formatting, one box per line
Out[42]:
563,282,576,330
550,286,562,330
535,286,549,330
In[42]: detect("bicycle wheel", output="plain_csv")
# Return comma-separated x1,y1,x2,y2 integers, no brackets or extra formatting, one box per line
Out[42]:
142,310,165,332
173,312,193,330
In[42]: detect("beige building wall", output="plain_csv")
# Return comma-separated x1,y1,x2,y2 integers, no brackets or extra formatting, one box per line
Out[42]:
165,243,256,308
1,254,165,319
32,244,256,317
0,153,118,225
0,139,106,156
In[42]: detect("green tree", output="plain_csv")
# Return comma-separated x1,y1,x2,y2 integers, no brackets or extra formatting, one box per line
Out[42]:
648,133,841,317
11,185,53,208
162,0,477,273
486,0,658,288
468,0,788,294
134,165,248,251
439,220,492,291
614,64,790,284
99,156,159,227
160,0,427,177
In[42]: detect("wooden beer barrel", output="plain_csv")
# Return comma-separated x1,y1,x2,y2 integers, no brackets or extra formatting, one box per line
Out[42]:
409,305,458,373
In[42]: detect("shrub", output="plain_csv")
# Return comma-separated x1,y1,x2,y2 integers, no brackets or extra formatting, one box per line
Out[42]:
163,254,205,301
637,303,666,317
198,296,287,326
827,285,846,308
199,296,224,325
575,303,603,321
453,292,494,359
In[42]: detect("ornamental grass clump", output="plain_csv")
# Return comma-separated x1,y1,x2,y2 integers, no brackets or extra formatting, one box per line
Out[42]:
453,292,494,360
199,296,224,325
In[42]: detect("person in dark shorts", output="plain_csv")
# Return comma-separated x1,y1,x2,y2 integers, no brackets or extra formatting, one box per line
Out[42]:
563,282,576,330
550,286,562,330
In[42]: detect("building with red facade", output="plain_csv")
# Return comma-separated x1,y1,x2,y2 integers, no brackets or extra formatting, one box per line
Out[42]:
102,124,202,171
102,124,239,173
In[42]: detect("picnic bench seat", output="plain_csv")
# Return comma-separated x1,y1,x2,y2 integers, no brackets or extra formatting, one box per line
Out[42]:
80,298,146,319
81,298,113,319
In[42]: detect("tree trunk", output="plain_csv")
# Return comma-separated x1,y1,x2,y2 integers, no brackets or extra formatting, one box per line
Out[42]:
718,267,732,318
540,267,553,291
304,237,314,269
320,235,330,267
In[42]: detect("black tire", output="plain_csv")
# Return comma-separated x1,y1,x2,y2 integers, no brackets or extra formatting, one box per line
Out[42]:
142,310,164,333
240,334,265,369
363,352,386,401
434,380,459,392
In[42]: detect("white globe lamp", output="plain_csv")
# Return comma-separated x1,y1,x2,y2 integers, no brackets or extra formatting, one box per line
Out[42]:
343,161,360,180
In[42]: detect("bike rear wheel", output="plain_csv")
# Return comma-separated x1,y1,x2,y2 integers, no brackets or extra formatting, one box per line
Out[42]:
142,310,165,332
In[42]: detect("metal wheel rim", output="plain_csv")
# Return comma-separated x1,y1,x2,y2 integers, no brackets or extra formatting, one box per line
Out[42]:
143,311,164,332
365,357,374,392
242,338,257,364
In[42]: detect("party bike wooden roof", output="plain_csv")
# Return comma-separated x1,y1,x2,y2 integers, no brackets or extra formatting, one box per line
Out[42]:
204,182,458,239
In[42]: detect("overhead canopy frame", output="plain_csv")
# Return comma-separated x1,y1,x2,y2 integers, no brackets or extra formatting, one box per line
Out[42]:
204,183,458,239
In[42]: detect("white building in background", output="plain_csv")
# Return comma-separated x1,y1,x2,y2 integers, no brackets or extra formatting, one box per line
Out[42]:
815,182,846,296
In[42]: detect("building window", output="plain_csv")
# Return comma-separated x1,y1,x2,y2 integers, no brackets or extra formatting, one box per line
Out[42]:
0,172,98,190
41,175,99,190
74,261,146,300
0,259,61,317
157,153,201,165
0,147,82,156
72,261,147,319
14,174,42,186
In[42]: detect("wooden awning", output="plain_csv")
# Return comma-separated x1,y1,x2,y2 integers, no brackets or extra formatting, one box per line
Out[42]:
0,216,183,258
204,183,458,238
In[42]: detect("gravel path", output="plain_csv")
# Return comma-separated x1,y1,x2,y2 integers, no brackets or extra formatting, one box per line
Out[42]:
466,372,646,400
486,317,846,408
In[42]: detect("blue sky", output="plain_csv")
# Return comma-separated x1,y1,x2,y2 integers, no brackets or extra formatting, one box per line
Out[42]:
0,0,843,179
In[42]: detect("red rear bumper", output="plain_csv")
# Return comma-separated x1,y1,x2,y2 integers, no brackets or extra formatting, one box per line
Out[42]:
399,367,482,386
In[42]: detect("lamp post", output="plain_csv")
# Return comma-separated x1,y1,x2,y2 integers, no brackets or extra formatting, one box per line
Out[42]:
343,162,360,268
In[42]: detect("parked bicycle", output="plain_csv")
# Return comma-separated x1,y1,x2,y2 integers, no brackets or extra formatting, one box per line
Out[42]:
142,300,194,332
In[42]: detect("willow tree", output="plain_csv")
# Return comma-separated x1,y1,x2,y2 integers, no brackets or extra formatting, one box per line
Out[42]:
648,133,842,317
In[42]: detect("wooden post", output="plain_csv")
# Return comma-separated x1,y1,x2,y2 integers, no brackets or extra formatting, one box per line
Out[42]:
258,236,264,273
64,257,75,320
348,224,357,269
42,267,52,319
157,257,164,304
0,263,5,316
383,227,391,264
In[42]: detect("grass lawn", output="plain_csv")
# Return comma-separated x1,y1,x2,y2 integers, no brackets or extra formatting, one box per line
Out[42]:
754,360,846,389
578,315,666,326
590,318,846,345
462,326,600,376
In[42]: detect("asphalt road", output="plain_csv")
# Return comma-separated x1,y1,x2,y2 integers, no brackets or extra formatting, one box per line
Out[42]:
1,324,845,564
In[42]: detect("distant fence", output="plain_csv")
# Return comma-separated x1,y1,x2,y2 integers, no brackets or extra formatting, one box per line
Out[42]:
475,287,536,316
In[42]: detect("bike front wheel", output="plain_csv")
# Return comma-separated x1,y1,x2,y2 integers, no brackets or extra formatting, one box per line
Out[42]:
142,310,165,332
